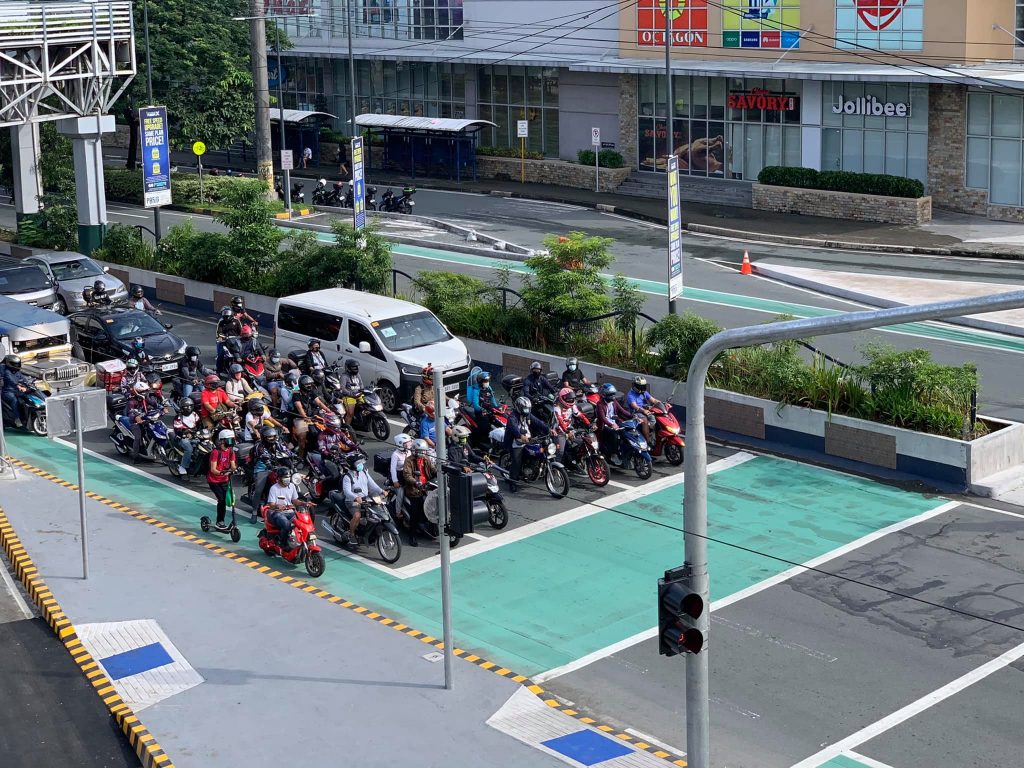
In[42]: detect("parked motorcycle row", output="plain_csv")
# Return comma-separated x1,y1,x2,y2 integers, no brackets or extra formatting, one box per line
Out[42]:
307,177,417,214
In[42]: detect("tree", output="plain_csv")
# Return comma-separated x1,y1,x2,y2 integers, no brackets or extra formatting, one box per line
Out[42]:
268,221,394,297
521,232,614,323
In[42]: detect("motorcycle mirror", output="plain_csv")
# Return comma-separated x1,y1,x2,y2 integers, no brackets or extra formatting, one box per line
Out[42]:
163,323,173,330
358,341,370,353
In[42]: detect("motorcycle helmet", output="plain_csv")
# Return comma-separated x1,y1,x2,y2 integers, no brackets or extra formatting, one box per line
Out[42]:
307,338,320,350
82,287,95,303
131,286,144,299
239,325,253,339
231,296,245,310
145,370,162,387
421,364,433,385
478,371,491,388
311,369,326,386
452,425,471,443
269,349,281,364
317,177,326,186
220,306,233,319
208,377,224,390
133,381,151,396
394,433,412,449
3,354,22,371
344,358,359,375
229,363,243,376
411,438,430,456
566,357,578,372
132,337,145,352
424,402,435,418
204,373,221,387
558,387,575,407
93,279,106,293
217,429,235,445
261,426,279,443
601,383,617,401
185,345,200,362
324,373,341,391
632,376,648,394
346,452,367,471
530,361,542,374
247,400,264,415
299,375,315,392
178,398,194,414
515,396,532,414
125,358,140,372
323,413,342,430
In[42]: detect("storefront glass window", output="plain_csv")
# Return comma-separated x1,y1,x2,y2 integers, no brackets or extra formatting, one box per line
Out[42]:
477,66,559,157
966,90,1024,207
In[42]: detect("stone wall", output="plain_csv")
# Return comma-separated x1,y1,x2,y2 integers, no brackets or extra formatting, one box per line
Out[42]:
475,156,631,192
752,183,932,225
618,74,638,169
928,84,988,215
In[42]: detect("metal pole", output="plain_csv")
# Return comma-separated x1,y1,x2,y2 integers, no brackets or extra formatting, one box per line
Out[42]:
0,395,15,479
74,397,88,580
142,0,161,241
665,0,673,163
346,0,358,138
434,369,453,690
276,24,291,214
594,146,599,193
248,0,275,194
682,288,1024,768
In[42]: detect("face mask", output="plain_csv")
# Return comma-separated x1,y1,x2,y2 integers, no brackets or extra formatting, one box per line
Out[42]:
482,382,490,389
568,364,577,371
355,462,365,473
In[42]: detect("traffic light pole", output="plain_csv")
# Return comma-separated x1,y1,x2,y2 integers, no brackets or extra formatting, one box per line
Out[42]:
434,369,454,690
682,288,1024,768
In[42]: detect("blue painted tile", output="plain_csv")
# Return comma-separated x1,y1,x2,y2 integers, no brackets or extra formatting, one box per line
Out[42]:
100,642,174,680
541,729,633,766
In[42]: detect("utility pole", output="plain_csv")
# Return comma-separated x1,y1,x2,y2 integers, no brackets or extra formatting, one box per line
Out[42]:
275,24,291,214
248,0,274,195
142,0,161,241
665,0,674,163
345,0,358,136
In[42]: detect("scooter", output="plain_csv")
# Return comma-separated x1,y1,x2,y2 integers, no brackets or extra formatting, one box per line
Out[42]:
648,404,684,466
396,186,416,214
366,186,379,211
1,383,49,436
322,491,403,563
605,419,653,479
110,409,171,463
258,501,325,577
326,180,346,207
311,178,329,206
380,188,396,212
166,427,215,481
200,475,242,543
348,388,390,441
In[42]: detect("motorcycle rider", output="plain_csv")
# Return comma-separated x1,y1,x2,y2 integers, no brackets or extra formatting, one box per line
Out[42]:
91,280,113,306
553,387,590,469
225,363,255,405
215,306,241,371
389,434,412,525
411,365,434,416
447,425,485,473
291,374,329,454
242,396,277,442
596,383,632,464
172,398,200,475
129,286,161,315
237,324,263,360
119,357,143,396
250,427,292,513
625,376,664,447
265,468,300,548
503,395,552,493
420,402,437,448
342,452,383,546
200,375,236,429
231,296,258,331
263,349,295,409
560,357,590,391
125,337,149,366
338,359,363,426
465,370,492,415
177,346,210,398
299,338,327,374
401,438,436,547
119,381,152,463
1,354,33,428
524,361,556,402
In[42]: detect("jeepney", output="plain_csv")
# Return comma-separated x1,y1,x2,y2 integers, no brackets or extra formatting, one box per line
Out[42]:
0,294,91,391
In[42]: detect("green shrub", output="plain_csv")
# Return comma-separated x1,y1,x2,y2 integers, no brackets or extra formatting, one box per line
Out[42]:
756,166,925,199
93,223,159,270
647,313,722,378
476,145,544,160
16,195,79,252
414,271,487,319
320,127,346,144
522,232,613,327
104,168,144,205
576,149,625,168
756,166,820,190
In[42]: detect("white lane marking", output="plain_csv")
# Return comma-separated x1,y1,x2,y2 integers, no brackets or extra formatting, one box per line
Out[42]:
109,210,149,220
606,479,632,490
0,557,33,619
392,452,755,580
599,210,665,229
532,498,961,684
790,639,1024,768
622,727,686,756
843,751,897,768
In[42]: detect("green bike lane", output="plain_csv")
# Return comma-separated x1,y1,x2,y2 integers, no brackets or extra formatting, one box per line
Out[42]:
7,433,945,678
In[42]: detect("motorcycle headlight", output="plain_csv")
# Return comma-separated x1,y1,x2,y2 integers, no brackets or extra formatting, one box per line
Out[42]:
308,534,317,541
667,426,679,435
546,442,556,456
639,440,648,450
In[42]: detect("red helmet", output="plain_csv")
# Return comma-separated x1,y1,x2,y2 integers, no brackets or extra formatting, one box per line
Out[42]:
424,402,435,418
240,325,253,339
204,374,220,386
558,387,575,407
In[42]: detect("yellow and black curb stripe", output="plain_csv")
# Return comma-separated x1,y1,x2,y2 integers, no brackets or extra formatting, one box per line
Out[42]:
4,455,688,767
0,505,175,768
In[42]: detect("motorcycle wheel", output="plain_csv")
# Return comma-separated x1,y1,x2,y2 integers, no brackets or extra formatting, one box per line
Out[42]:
112,436,129,455
545,464,570,499
586,456,610,487
29,412,47,436
633,455,653,480
329,512,347,545
377,530,402,563
487,500,508,529
370,413,390,441
665,443,684,466
305,550,325,578
449,534,461,548
153,444,168,464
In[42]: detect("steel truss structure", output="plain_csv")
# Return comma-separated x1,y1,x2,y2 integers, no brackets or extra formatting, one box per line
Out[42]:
0,1,135,128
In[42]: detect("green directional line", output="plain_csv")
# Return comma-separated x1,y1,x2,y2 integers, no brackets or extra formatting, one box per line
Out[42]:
290,230,1024,355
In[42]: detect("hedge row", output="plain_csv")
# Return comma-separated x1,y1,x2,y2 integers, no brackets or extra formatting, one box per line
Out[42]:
104,168,268,207
756,166,925,199
476,145,544,160
577,149,625,168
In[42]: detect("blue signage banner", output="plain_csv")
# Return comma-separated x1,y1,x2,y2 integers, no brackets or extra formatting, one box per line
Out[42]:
139,106,171,208
351,137,366,230
666,154,683,301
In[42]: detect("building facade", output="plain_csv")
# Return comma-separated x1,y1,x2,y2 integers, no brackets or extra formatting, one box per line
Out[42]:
279,0,1024,218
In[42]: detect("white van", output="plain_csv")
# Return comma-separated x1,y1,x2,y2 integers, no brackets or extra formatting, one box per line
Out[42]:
274,288,471,412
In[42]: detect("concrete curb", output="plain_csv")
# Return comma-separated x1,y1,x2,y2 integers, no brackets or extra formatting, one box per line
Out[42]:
0,504,176,768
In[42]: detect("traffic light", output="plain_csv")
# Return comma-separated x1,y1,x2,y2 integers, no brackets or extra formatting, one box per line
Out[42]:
658,565,704,656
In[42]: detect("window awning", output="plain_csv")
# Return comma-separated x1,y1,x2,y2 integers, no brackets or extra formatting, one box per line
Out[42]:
355,114,496,133
269,108,336,125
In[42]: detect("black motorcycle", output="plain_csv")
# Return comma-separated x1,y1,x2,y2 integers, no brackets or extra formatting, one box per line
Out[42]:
468,462,509,529
496,434,569,498
323,490,403,563
348,387,390,441
396,186,416,214
325,181,346,207
311,178,329,206
166,428,215,481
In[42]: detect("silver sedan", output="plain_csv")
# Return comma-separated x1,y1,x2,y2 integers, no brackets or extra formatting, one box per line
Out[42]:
24,251,128,314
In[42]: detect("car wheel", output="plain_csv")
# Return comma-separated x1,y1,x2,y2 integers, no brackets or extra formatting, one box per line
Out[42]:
377,381,398,414
55,297,68,316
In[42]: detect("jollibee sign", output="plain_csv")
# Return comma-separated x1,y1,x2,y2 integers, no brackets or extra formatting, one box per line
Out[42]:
855,0,908,31
832,94,910,117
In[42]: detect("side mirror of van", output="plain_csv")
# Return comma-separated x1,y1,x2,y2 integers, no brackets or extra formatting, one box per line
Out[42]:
103,266,109,273
358,341,370,353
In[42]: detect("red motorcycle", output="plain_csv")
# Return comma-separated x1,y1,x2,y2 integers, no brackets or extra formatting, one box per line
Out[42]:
563,424,609,487
257,501,325,577
648,404,684,466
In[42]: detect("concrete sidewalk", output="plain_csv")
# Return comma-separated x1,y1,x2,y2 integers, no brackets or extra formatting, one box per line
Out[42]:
105,146,1024,259
0,467,566,768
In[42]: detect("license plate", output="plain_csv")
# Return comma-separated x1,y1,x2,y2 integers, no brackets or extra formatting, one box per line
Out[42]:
161,362,178,372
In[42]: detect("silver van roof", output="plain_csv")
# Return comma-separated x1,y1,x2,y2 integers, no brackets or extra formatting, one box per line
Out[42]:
0,294,68,338
277,288,427,321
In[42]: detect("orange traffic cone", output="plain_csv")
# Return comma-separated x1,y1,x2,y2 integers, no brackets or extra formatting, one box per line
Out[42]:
740,250,752,275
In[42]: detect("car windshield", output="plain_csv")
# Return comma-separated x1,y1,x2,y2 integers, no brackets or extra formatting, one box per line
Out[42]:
48,256,103,281
105,312,166,340
374,311,451,352
0,266,49,295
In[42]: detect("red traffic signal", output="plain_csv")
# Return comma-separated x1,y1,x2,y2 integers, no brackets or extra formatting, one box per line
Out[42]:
658,569,704,657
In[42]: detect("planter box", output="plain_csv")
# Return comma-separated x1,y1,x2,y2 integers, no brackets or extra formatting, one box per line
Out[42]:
475,156,631,193
752,183,932,225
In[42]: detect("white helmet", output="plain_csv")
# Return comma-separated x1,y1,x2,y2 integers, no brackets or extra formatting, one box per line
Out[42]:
394,433,412,449
217,429,235,443
318,177,326,185
290,473,305,487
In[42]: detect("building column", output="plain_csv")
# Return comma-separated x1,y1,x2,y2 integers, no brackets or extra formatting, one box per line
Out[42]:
800,81,822,171
57,114,115,256
618,74,638,169
927,84,987,215
10,122,43,221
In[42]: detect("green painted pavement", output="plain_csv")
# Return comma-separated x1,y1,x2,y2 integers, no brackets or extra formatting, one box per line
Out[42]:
8,434,944,677
818,755,883,768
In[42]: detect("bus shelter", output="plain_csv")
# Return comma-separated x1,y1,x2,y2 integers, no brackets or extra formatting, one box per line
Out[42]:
354,114,496,181
269,108,336,166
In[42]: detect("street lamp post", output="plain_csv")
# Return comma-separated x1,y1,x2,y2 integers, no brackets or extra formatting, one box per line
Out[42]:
275,24,291,214
141,0,161,241
345,0,357,137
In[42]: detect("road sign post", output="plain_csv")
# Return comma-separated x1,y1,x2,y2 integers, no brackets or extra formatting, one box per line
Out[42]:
280,149,293,215
0,402,16,479
193,141,207,204
434,369,457,690
139,105,170,242
591,127,601,192
351,137,366,230
667,154,683,314
517,120,529,184
45,388,106,579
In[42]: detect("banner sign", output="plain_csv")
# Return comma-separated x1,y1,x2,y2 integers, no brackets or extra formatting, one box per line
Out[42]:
351,137,366,231
836,0,923,51
723,0,800,49
637,0,708,47
727,88,799,112
831,94,910,117
139,106,171,208
666,155,683,302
